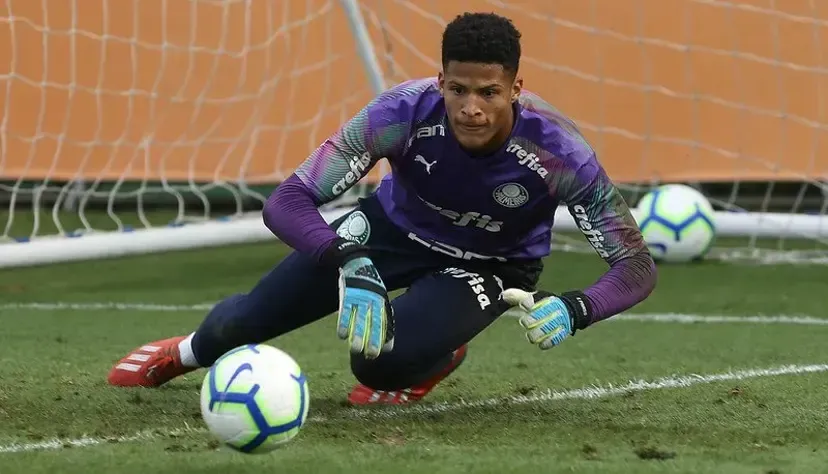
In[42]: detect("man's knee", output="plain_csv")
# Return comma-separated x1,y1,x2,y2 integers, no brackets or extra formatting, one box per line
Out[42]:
349,351,451,391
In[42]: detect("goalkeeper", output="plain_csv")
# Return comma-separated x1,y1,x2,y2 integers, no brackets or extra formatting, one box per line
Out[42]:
108,12,657,405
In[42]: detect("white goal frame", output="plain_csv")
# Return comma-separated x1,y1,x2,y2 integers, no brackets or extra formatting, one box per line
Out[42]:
0,0,826,269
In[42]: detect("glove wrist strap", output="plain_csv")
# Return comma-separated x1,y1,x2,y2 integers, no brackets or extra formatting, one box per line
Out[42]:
558,291,593,331
321,237,368,268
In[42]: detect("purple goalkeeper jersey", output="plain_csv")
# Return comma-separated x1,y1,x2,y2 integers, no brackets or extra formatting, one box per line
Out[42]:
263,78,656,324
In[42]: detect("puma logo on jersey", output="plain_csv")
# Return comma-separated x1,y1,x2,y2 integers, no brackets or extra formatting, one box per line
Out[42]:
419,196,503,232
506,142,548,179
572,204,609,258
331,151,372,196
414,155,437,174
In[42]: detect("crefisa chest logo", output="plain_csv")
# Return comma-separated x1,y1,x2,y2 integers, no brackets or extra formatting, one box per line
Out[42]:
493,182,529,208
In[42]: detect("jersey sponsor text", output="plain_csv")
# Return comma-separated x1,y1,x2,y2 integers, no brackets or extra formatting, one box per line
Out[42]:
572,204,609,258
407,124,445,148
506,142,548,179
331,152,372,196
419,196,503,232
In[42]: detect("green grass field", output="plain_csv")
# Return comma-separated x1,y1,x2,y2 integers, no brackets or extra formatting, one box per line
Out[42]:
1,241,827,473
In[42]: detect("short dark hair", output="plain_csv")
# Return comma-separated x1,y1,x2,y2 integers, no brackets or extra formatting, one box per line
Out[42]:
441,12,522,75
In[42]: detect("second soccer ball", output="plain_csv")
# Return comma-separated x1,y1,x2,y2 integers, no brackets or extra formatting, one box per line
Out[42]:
636,184,716,263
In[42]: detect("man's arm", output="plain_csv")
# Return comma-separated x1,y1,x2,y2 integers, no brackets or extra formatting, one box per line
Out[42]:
501,153,655,349
262,83,417,262
563,159,657,327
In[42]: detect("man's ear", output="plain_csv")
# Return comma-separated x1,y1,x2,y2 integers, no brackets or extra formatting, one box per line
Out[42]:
512,75,523,102
438,71,445,95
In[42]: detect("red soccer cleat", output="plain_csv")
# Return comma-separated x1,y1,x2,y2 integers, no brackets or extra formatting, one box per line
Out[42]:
347,344,468,405
107,336,197,388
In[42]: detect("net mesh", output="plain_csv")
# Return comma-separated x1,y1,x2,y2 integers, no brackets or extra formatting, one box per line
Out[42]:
0,0,380,240
1,0,826,262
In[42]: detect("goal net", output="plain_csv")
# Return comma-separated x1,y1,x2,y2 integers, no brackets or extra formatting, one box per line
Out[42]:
1,0,827,268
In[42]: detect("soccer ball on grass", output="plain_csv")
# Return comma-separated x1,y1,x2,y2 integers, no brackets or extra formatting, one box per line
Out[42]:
635,184,716,263
200,343,309,453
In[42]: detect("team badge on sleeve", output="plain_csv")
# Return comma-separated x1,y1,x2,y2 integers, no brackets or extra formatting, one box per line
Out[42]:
336,211,372,245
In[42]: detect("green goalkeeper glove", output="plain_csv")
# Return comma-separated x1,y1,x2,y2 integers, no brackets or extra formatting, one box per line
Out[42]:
501,288,591,350
323,238,395,359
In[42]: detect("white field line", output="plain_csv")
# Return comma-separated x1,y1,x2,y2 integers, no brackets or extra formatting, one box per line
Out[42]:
1,362,827,454
0,425,206,454
2,301,826,327
0,302,216,312
614,313,828,326
342,363,828,419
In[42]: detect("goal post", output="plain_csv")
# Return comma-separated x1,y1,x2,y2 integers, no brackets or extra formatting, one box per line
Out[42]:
1,0,827,269
0,0,389,268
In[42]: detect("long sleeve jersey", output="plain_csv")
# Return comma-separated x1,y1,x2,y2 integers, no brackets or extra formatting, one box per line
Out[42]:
263,78,656,324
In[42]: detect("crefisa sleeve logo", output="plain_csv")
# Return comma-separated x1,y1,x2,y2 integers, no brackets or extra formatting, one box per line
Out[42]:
331,152,373,196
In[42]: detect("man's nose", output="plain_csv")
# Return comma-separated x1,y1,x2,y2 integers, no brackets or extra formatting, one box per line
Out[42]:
461,103,483,117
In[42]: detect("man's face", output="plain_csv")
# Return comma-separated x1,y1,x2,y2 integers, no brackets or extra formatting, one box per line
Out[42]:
439,61,522,154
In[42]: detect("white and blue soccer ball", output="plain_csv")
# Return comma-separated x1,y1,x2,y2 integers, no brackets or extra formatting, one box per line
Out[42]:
200,344,309,453
636,184,717,263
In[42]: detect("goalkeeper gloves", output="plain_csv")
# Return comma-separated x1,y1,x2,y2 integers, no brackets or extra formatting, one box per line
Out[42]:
323,238,395,359
501,288,591,350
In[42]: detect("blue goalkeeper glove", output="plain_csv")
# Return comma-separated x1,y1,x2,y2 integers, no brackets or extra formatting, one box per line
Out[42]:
501,288,591,350
323,238,395,359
